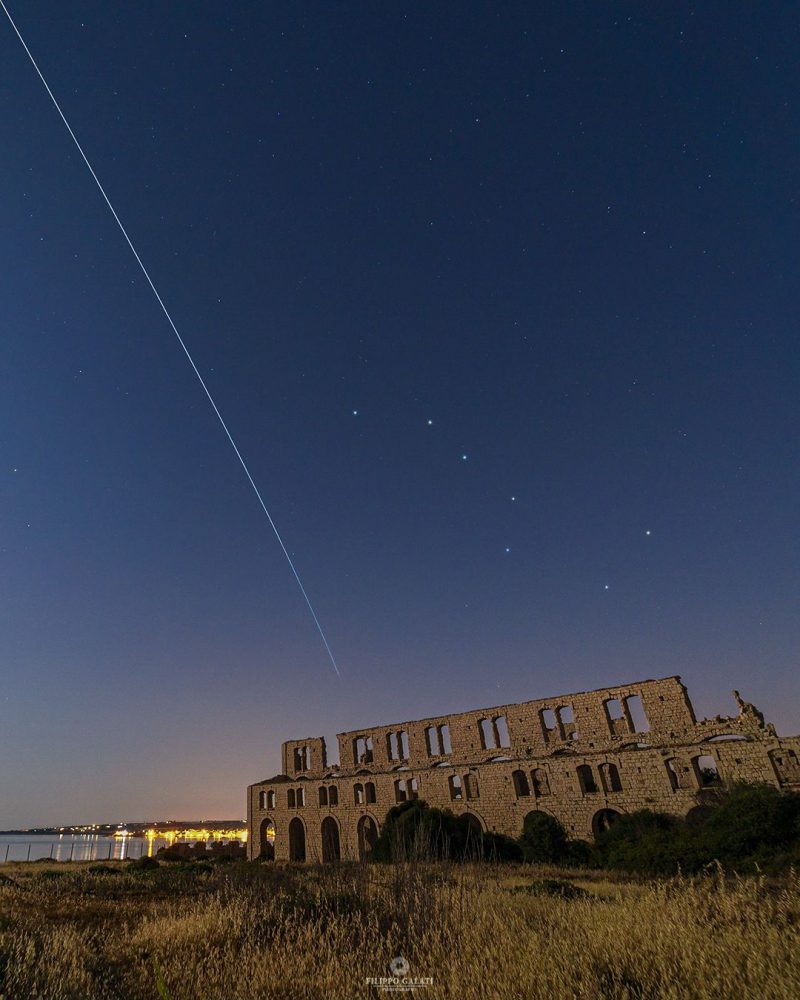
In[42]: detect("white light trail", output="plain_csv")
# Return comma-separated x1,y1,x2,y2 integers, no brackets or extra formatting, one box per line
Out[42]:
0,1,341,678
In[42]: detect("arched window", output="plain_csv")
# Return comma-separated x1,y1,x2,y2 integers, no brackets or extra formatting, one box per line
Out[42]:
267,790,275,809
328,785,339,806
394,777,419,803
357,815,379,859
354,782,365,805
577,764,598,794
258,790,268,809
287,788,296,808
296,787,305,807
259,818,275,860
531,768,550,796
448,774,463,800
365,781,376,804
464,773,479,800
512,769,530,797
599,762,622,793
592,808,621,836
459,812,483,855
318,786,328,806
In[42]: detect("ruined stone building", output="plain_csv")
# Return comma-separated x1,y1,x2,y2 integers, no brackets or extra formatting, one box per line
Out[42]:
246,676,800,862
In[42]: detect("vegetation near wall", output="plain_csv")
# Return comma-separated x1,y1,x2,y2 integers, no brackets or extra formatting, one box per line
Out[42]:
370,783,800,874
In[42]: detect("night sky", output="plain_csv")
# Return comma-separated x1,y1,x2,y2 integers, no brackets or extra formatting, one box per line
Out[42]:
2,2,798,827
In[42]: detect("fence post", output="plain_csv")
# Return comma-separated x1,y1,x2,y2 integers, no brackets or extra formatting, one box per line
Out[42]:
26,843,31,861
4,844,9,862
108,841,112,860
69,842,75,862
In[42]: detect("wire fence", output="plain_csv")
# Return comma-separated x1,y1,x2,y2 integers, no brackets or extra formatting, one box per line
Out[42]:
0,839,149,863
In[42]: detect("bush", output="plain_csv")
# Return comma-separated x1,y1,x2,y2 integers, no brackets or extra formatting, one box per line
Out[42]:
129,855,160,871
699,783,800,860
86,864,120,876
593,809,683,874
371,801,521,862
518,811,568,863
479,831,523,862
371,801,463,862
593,785,800,875
510,878,590,899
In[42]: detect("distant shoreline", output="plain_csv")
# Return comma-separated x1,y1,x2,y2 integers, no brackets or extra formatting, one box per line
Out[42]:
0,820,246,837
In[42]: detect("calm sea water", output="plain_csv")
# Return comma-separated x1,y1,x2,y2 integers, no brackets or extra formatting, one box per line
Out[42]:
0,834,169,863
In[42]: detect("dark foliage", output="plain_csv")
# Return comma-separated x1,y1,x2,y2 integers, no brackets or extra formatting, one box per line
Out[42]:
594,784,800,874
370,800,521,862
128,855,160,871
370,783,800,873
518,811,568,863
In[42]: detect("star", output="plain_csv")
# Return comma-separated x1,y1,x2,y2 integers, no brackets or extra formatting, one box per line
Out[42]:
604,584,610,590
511,495,516,501
461,454,468,461
645,529,651,536
352,409,358,416
427,419,433,426
505,547,511,553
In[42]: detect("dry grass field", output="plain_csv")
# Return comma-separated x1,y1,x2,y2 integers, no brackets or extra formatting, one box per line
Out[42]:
0,858,798,999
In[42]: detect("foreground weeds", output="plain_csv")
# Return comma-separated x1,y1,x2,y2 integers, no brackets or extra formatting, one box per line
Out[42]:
0,860,797,999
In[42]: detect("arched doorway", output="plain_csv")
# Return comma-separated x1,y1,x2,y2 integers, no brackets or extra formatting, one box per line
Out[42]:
321,816,341,863
259,817,276,860
459,812,484,858
357,815,378,859
288,817,306,862
592,808,621,836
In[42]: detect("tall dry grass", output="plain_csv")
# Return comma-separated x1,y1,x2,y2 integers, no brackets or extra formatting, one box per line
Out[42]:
0,860,797,999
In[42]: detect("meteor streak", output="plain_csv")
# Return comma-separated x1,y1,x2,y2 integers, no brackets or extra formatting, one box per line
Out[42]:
0,1,341,678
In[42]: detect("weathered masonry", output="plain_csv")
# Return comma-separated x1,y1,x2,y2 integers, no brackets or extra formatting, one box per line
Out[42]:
246,676,800,862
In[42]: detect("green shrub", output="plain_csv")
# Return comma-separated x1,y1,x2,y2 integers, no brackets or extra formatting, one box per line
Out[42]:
699,783,800,859
510,878,589,899
593,785,800,875
371,801,521,862
129,855,160,871
593,809,683,874
518,811,568,863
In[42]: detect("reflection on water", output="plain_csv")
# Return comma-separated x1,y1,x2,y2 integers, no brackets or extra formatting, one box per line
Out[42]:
0,834,160,863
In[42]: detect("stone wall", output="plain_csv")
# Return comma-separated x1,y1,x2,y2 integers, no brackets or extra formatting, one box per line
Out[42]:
247,676,800,862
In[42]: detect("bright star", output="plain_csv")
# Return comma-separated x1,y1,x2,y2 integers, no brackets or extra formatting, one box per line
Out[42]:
352,410,358,416
604,584,609,590
461,454,468,461
645,529,651,536
427,419,433,426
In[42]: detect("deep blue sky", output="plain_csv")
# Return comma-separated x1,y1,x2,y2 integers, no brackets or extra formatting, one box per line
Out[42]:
1,2,798,827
